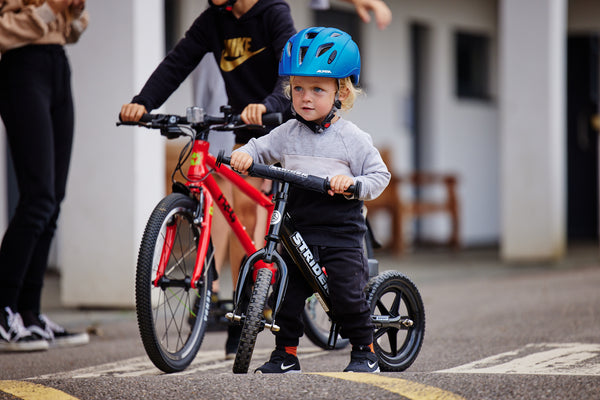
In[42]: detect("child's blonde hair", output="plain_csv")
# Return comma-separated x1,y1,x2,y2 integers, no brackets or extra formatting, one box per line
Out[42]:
284,76,362,112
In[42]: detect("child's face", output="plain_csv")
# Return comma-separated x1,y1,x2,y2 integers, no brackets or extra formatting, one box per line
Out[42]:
290,76,340,124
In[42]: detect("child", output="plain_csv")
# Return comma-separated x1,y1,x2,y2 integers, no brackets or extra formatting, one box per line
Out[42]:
119,0,296,359
230,26,390,373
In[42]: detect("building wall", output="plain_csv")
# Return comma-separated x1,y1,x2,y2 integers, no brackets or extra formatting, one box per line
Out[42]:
291,0,500,245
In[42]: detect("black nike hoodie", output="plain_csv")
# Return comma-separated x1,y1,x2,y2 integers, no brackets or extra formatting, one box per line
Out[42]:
131,0,296,142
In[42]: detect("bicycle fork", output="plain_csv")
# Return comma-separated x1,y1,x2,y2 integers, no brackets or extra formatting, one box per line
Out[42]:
153,188,213,291
227,183,291,333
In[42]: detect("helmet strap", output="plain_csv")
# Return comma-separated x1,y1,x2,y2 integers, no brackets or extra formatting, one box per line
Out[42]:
292,93,341,134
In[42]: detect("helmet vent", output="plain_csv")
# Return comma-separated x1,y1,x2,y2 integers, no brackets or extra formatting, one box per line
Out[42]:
306,32,318,39
327,50,337,64
330,32,342,38
317,44,333,57
286,42,292,57
300,46,308,64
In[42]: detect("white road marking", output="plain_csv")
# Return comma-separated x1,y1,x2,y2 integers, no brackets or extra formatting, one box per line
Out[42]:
29,347,326,380
437,343,600,376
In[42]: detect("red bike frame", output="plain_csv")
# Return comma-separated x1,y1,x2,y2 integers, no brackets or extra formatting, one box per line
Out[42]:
155,139,274,289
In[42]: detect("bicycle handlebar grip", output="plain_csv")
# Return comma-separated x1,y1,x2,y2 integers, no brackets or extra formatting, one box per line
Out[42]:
262,113,282,126
229,113,282,127
139,113,154,123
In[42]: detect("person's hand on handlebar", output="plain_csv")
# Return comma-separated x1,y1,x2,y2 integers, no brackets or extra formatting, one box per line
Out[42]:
120,103,147,122
328,175,354,196
241,103,266,126
230,151,253,175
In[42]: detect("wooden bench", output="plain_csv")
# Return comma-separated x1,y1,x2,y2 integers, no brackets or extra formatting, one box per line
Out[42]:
367,151,460,254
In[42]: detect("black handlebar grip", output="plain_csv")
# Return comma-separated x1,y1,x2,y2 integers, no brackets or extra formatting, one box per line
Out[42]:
262,113,282,126
116,113,155,126
139,113,153,123
229,113,281,126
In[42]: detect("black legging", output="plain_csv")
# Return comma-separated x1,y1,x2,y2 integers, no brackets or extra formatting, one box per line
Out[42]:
0,44,74,314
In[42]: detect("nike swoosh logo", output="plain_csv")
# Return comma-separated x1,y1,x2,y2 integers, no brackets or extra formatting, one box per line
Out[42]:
280,363,296,371
368,361,377,369
220,47,266,72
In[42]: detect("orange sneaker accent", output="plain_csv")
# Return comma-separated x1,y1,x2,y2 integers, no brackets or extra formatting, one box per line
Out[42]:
369,343,375,353
285,346,297,357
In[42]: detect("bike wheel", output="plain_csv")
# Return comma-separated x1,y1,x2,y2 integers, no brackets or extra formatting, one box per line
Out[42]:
233,267,273,374
136,193,214,373
302,295,350,350
365,270,425,372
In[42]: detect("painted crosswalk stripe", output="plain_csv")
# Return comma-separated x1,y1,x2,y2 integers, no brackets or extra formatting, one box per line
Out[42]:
437,343,600,376
0,381,79,400
30,348,326,380
314,373,466,400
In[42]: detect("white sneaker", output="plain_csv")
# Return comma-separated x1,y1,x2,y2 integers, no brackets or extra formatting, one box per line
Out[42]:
26,314,89,348
0,307,49,352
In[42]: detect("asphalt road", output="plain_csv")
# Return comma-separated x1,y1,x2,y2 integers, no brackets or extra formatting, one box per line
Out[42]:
1,246,599,400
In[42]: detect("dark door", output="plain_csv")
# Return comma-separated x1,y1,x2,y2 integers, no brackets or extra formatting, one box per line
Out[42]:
567,35,599,240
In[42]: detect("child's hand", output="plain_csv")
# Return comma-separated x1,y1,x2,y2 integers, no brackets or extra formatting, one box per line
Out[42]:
328,175,354,196
120,103,147,122
230,151,253,175
241,103,267,126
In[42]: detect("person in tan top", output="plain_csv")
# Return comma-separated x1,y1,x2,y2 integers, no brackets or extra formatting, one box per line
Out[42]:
0,0,89,352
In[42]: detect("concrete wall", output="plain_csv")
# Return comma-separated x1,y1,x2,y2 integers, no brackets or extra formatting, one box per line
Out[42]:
59,0,166,306
500,0,567,261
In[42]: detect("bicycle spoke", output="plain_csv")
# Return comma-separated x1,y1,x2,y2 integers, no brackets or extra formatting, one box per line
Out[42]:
390,289,402,316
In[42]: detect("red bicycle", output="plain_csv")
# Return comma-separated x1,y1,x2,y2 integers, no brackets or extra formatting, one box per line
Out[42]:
118,106,280,373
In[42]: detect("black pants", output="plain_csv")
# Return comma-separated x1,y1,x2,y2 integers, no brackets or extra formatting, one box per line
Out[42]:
0,45,74,314
274,245,373,348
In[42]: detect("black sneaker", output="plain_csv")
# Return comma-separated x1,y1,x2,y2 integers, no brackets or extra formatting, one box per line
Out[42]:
0,307,48,352
343,348,380,373
25,313,89,348
255,349,301,374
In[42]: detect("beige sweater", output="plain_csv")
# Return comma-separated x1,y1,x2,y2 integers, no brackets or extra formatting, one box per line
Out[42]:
0,0,89,54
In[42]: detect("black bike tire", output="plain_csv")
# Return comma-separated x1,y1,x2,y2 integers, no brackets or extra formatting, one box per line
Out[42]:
365,270,425,372
233,267,273,374
136,193,214,373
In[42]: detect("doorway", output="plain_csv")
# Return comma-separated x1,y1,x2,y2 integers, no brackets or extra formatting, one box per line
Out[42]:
567,35,599,241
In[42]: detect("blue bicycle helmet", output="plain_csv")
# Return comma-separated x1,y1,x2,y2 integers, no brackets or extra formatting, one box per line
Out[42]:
279,27,361,84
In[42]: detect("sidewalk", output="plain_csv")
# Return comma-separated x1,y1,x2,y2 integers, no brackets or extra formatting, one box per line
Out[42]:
40,242,600,332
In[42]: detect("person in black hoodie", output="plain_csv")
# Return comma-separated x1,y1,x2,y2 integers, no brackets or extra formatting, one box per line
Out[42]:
119,0,296,359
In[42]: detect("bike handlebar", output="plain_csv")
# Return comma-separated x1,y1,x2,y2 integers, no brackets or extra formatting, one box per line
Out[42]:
216,152,361,197
116,109,282,131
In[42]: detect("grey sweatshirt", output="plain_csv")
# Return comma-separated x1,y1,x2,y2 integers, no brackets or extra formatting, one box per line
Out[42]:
236,117,390,247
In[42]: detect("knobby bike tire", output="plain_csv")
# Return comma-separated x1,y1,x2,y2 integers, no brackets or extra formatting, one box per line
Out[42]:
136,193,215,373
233,267,273,374
365,270,425,372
